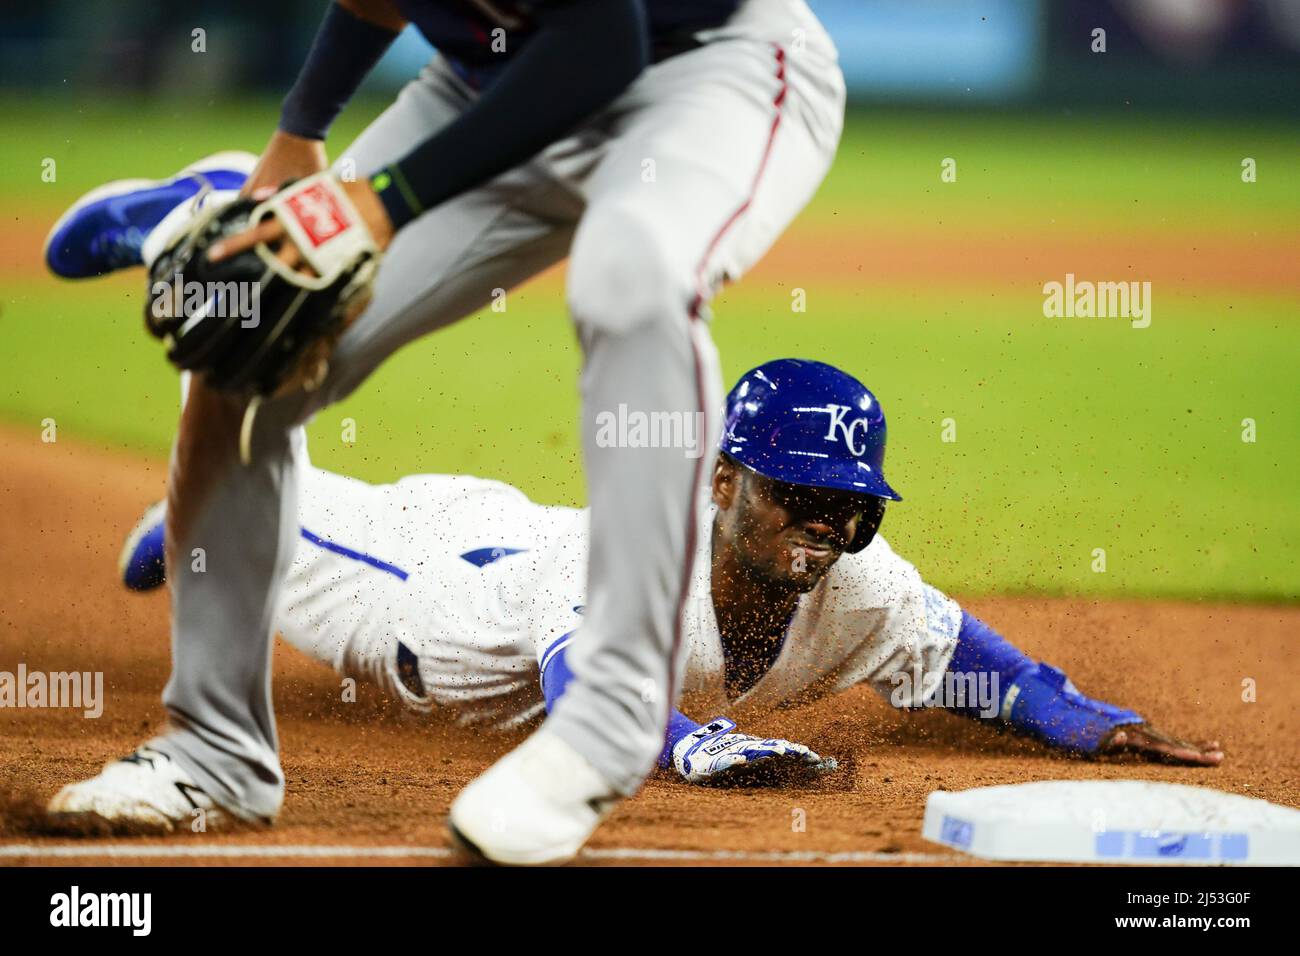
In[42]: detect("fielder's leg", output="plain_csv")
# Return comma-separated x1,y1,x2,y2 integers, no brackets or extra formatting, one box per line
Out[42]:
549,0,845,792
450,0,846,861
49,59,573,829
155,72,571,818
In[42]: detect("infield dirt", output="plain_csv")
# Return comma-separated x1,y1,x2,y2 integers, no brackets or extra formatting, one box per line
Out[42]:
1,426,1296,866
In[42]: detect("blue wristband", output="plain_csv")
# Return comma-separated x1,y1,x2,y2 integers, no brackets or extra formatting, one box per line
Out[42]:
950,612,1143,753
370,166,422,231
1002,663,1144,753
658,710,704,769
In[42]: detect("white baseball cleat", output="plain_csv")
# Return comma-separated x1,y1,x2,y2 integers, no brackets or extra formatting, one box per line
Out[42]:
447,731,622,866
47,745,234,834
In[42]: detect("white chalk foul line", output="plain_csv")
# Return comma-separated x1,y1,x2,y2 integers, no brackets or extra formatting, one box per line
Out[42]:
0,843,957,864
581,847,956,864
0,844,451,860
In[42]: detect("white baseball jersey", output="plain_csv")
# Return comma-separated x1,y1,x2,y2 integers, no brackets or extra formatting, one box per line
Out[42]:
277,464,964,730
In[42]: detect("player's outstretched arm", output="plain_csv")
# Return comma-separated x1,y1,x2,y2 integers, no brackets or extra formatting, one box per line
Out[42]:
213,0,649,275
206,1,407,277
363,0,650,232
945,611,1224,767
538,640,835,787
248,2,407,196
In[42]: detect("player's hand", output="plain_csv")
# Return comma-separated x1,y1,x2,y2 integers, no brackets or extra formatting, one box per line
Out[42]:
1096,723,1224,766
208,176,394,273
672,717,838,787
243,130,328,198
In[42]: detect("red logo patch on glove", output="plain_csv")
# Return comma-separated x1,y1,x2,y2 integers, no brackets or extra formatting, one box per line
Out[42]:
284,182,352,248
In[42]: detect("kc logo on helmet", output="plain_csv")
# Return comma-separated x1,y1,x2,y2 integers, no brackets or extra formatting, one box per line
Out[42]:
820,404,869,456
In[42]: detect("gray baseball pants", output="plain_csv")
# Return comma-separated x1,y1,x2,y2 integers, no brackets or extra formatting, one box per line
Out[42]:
155,0,844,816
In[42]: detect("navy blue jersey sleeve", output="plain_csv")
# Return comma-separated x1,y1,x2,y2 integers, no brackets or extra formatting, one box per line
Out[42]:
372,0,650,229
279,3,402,141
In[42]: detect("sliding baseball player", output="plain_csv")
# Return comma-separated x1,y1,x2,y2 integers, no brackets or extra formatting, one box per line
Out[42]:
96,359,1224,820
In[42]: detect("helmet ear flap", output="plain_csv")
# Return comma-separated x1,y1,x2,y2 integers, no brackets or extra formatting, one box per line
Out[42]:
845,497,888,553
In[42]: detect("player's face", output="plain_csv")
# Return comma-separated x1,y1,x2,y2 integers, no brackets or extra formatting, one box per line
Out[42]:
714,459,885,592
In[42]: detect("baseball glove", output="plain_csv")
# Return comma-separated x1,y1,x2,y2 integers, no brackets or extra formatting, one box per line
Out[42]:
145,172,380,402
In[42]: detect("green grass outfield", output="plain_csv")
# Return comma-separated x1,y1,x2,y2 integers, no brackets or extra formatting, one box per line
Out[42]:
3,99,1298,600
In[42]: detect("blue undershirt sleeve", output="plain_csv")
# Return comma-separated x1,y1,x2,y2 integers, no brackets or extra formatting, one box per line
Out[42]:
948,611,1144,753
279,3,400,141
540,641,700,770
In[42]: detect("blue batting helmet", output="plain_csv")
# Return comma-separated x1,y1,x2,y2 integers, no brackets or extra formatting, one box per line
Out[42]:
719,359,902,509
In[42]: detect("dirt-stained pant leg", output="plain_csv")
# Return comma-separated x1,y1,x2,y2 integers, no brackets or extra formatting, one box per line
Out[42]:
154,62,573,819
545,0,846,793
